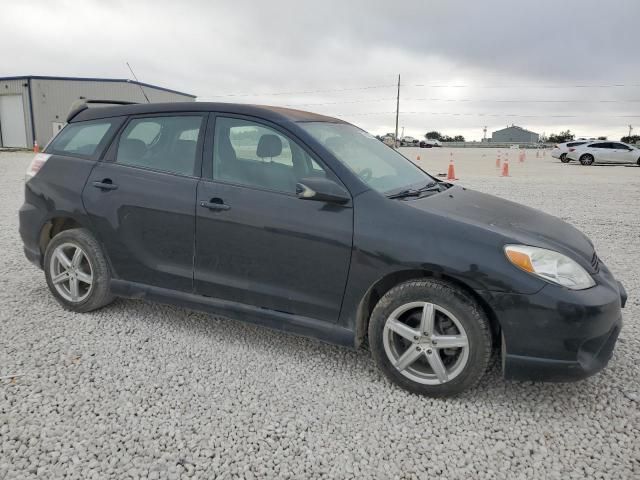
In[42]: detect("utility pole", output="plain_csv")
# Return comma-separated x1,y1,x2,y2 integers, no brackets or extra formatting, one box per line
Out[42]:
628,124,633,139
483,125,487,141
394,74,400,148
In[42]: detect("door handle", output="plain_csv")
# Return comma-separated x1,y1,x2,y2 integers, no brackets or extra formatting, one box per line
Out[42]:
200,198,230,211
92,179,118,191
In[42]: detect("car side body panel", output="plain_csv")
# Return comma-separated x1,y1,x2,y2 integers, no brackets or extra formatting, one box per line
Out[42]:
19,155,101,268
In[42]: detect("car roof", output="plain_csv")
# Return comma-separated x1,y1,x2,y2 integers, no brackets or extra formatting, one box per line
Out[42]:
69,102,346,125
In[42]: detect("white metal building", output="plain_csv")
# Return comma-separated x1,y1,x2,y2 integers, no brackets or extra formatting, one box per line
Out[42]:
0,76,196,148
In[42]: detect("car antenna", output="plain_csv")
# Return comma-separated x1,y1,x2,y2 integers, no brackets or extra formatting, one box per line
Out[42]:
126,62,151,103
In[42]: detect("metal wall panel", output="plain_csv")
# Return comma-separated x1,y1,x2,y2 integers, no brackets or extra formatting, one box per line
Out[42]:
29,78,195,146
491,126,539,143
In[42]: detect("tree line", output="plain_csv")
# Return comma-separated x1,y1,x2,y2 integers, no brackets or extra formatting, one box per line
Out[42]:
545,130,639,144
424,131,465,142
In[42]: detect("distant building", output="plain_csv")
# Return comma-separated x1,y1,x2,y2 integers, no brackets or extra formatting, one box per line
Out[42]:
0,75,195,148
491,125,540,143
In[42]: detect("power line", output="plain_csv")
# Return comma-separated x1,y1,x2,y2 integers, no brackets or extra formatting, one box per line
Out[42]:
200,84,396,99
402,98,640,104
284,98,395,107
197,79,640,100
411,83,640,89
330,111,640,119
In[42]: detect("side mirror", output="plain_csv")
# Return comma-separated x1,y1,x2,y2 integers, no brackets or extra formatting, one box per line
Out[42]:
296,177,350,204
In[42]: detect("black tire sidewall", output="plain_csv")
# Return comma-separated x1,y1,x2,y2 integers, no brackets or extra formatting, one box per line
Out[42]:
368,280,492,397
44,228,113,313
560,153,569,163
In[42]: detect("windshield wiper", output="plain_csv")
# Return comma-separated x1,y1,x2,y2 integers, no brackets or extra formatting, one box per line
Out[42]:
387,181,442,199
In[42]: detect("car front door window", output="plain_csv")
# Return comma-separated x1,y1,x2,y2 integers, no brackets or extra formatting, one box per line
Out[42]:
213,117,327,194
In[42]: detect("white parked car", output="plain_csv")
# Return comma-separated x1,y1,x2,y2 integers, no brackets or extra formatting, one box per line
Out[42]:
565,141,640,166
401,136,419,146
551,141,590,163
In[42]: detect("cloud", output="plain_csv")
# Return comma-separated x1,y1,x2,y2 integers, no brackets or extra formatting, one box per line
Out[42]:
2,0,638,139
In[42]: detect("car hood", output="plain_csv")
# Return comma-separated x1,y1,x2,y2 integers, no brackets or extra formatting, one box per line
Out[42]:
407,185,595,267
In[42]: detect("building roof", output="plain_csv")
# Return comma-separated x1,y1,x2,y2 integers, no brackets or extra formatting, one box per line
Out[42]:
0,75,195,98
492,125,539,135
70,102,346,124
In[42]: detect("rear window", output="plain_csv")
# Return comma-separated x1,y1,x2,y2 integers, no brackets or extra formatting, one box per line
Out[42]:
47,119,118,158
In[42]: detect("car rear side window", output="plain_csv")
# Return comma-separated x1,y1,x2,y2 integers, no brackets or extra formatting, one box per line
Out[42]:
47,120,117,159
116,115,204,177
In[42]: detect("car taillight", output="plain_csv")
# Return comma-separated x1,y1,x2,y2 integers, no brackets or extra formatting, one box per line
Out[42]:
568,148,575,152
25,153,51,181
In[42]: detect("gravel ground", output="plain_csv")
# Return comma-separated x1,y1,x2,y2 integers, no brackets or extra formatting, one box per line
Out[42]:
1,149,638,479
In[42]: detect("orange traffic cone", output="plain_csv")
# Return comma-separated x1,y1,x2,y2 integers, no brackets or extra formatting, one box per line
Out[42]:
501,159,510,177
33,141,39,153
416,154,421,161
495,154,501,169
536,149,540,158
447,159,458,180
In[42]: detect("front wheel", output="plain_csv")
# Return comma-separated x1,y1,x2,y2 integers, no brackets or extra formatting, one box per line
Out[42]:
579,154,595,165
368,279,492,397
44,228,114,312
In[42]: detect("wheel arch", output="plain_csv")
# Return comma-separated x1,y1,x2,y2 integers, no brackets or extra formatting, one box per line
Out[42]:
354,269,501,349
38,214,101,259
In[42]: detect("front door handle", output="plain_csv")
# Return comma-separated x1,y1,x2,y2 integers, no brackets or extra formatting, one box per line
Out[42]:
200,198,230,211
92,179,118,191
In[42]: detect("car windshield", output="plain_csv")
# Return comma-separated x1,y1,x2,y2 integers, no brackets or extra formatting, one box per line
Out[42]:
300,122,433,194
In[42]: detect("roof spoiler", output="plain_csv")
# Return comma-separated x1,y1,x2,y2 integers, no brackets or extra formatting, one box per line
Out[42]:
66,99,140,122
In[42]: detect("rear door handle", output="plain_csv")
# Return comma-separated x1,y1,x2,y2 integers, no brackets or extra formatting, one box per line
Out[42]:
200,198,230,211
92,179,118,191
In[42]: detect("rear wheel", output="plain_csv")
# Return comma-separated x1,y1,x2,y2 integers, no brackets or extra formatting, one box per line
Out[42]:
560,153,570,163
579,154,594,166
637,157,640,166
368,279,492,397
44,228,114,312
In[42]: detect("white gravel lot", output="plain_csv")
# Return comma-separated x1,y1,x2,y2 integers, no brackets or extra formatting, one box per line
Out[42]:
1,149,638,479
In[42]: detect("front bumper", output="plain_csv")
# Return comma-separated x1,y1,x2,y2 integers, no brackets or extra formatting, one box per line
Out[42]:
480,269,625,382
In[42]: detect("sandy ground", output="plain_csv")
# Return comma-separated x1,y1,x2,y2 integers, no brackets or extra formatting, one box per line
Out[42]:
1,150,638,479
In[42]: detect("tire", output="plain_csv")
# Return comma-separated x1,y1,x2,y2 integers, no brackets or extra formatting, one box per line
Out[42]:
44,228,114,313
579,154,594,166
560,153,570,163
637,157,640,166
368,279,492,397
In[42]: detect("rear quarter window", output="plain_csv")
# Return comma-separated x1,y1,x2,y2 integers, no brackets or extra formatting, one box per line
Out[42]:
46,119,121,159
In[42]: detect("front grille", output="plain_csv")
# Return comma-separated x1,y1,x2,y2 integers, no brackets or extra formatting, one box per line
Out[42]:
591,252,600,272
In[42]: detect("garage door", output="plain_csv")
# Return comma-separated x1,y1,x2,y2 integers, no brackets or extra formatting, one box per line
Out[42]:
0,95,28,148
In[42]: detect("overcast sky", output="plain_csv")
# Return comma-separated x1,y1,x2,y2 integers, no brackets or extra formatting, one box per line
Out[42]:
2,0,639,140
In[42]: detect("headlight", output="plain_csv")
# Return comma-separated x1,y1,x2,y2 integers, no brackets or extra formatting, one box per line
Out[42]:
504,245,595,290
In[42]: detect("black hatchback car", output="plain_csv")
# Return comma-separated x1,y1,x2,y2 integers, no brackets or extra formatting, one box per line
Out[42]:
19,102,627,396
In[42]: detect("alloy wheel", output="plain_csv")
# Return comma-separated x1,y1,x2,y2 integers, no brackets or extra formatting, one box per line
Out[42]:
580,154,594,165
382,301,469,385
49,242,94,303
